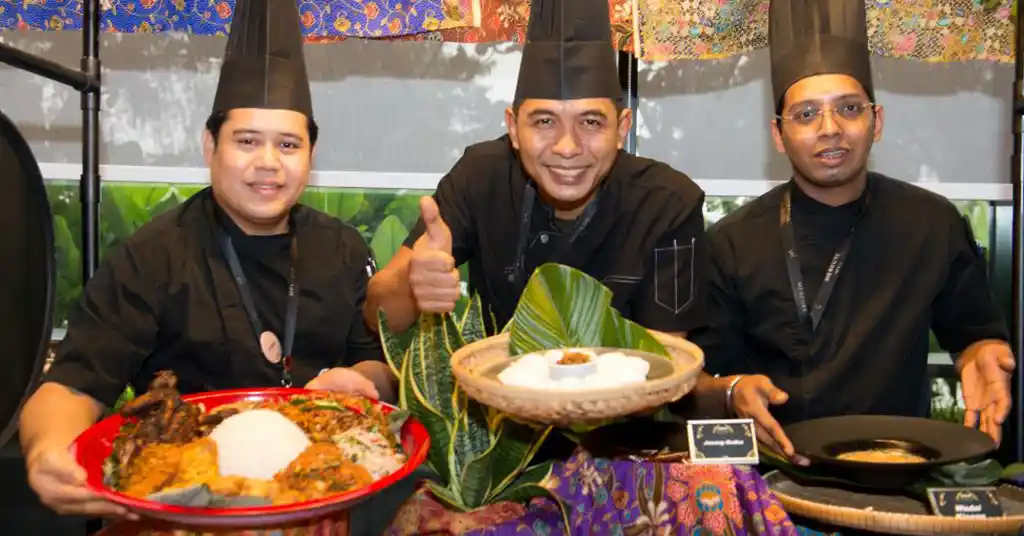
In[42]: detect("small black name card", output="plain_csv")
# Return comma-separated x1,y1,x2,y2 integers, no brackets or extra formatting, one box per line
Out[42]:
927,487,1004,519
687,419,759,465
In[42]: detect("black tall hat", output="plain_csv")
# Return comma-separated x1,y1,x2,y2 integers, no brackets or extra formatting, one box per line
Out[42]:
769,0,874,106
513,0,621,104
211,0,313,118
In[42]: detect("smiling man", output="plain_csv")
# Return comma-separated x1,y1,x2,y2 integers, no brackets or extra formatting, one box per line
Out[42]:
366,0,708,337
691,0,1014,463
19,0,391,518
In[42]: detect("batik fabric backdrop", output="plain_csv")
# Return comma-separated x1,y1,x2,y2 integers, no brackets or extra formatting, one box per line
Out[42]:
0,0,481,38
0,1,1015,62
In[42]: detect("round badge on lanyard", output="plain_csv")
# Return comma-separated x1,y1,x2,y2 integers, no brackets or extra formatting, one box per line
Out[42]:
260,331,283,364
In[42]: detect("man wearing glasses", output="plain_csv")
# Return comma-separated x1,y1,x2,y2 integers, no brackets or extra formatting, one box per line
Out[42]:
689,0,1014,464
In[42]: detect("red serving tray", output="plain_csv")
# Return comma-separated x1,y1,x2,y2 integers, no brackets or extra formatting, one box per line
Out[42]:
70,388,430,528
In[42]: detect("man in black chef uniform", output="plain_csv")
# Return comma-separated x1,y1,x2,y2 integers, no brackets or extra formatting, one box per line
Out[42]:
19,0,393,518
692,0,1015,463
366,0,708,339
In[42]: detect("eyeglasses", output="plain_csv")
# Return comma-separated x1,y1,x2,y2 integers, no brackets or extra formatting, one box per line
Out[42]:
776,102,876,128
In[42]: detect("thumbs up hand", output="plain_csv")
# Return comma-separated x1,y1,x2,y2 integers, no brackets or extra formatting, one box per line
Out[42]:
409,197,461,314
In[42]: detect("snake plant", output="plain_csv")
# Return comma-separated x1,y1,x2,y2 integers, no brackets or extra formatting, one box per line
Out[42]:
378,263,680,518
378,295,567,521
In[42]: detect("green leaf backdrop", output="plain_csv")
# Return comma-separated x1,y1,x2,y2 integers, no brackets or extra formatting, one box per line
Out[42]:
43,181,991,422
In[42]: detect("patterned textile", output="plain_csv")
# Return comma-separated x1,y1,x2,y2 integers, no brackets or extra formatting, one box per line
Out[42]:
387,448,807,535
0,0,479,38
317,0,637,55
632,0,1015,63
0,1,1013,63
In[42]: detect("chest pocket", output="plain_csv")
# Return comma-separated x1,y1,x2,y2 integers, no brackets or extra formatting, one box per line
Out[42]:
651,236,696,315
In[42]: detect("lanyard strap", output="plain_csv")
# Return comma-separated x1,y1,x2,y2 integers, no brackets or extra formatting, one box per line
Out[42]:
218,228,298,386
506,182,599,285
779,186,868,333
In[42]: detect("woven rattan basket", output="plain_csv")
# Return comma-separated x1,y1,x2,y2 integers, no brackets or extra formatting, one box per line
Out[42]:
450,331,704,426
766,471,1024,535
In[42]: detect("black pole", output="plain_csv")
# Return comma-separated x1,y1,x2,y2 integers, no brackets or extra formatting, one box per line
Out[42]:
1011,0,1024,462
81,0,102,282
618,50,639,155
0,42,94,91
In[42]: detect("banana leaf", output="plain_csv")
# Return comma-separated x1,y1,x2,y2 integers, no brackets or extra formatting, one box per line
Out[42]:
507,262,667,358
1002,462,1024,485
509,263,668,358
508,263,670,435
144,485,273,508
760,445,1004,502
388,408,411,439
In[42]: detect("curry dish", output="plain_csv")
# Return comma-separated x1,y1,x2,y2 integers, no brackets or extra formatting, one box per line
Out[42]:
836,448,928,464
557,351,592,365
104,371,405,506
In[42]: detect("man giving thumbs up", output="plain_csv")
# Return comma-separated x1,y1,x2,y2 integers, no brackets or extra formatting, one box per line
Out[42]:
409,197,462,315
364,0,709,338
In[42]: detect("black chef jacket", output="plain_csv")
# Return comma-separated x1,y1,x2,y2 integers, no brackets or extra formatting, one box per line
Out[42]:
44,188,382,407
692,173,1009,425
404,135,709,334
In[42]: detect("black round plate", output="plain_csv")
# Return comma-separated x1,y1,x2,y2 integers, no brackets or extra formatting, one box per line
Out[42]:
784,415,996,489
0,110,56,448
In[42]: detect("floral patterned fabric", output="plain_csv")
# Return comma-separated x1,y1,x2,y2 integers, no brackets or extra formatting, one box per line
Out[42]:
0,1,1012,63
632,0,1015,63
387,448,812,536
0,0,479,38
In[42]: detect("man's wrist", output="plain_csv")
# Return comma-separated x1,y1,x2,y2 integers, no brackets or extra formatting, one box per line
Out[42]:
955,339,1012,375
723,375,746,417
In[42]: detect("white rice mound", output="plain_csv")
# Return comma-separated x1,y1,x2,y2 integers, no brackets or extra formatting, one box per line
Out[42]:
208,409,311,480
498,349,651,390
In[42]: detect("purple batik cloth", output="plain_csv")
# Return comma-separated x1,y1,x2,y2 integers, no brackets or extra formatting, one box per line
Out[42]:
388,448,803,536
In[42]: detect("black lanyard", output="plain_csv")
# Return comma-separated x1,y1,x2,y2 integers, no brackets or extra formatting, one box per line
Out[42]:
505,182,599,285
779,185,869,333
217,227,298,387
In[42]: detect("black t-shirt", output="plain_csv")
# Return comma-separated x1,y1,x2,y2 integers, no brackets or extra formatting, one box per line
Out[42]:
45,188,382,406
404,135,710,334
693,173,1009,425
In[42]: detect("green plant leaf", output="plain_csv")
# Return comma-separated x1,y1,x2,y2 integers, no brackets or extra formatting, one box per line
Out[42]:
388,408,411,438
509,263,612,356
484,417,554,503
491,461,554,503
412,315,459,424
447,392,490,481
490,460,573,535
601,308,669,357
509,263,668,357
384,194,424,227
332,191,364,222
378,309,410,377
300,190,328,212
442,318,491,489
53,215,80,281
423,480,468,512
369,215,409,270
1003,462,1024,480
455,411,500,508
931,459,1003,486
399,345,453,486
458,294,487,344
